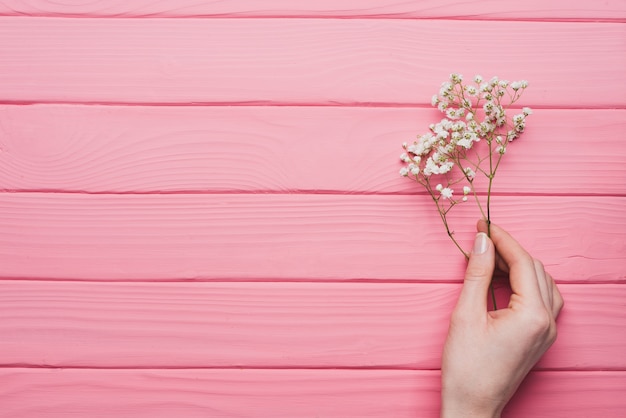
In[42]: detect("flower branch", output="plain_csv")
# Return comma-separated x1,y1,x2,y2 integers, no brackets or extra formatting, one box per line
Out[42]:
399,73,532,309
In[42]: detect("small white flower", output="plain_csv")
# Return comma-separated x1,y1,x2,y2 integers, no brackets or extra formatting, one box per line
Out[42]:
507,130,518,141
510,81,522,90
439,161,454,174
466,112,474,121
440,187,454,199
452,122,466,131
474,75,483,84
480,121,495,135
423,158,436,176
440,119,453,130
464,167,476,180
411,167,420,175
399,167,409,177
483,101,494,114
522,107,533,116
402,142,408,149
462,196,468,202
463,131,478,142
400,153,411,163
497,145,506,155
435,183,443,192
450,73,463,83
457,138,473,149
465,85,477,96
440,82,453,95
498,80,509,88
513,114,525,124
433,124,450,140
463,186,471,195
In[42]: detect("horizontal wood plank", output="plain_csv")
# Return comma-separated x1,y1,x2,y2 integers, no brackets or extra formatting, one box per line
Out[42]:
1,18,624,106
0,194,624,282
0,0,624,20
0,281,623,370
1,105,623,195
1,369,624,417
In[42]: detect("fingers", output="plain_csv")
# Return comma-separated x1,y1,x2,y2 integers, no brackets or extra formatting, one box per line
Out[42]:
544,272,563,319
477,220,564,317
551,276,564,318
534,260,552,311
455,232,494,318
478,221,543,304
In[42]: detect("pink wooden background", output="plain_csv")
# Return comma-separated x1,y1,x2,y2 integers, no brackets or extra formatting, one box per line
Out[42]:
1,1,625,416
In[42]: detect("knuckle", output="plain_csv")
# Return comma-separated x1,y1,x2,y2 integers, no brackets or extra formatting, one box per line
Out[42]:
555,293,565,312
525,308,552,336
548,325,558,345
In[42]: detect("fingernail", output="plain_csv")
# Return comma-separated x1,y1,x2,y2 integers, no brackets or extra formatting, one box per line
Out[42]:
473,232,489,255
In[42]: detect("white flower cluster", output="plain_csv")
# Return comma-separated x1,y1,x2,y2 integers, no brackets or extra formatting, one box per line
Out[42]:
400,73,530,204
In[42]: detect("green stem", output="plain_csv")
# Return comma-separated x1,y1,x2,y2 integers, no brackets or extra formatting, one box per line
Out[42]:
425,182,469,259
486,148,498,310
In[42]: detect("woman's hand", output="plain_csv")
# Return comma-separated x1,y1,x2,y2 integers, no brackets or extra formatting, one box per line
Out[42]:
440,220,564,418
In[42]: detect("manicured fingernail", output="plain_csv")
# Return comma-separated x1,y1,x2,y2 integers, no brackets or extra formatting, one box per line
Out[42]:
473,232,489,255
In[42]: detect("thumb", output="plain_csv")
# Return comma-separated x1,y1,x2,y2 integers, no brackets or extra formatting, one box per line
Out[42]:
455,232,495,317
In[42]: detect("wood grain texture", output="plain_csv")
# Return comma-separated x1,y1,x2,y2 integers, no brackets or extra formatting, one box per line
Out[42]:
1,18,624,106
0,0,624,20
0,281,623,370
1,1,624,414
1,105,624,195
0,193,624,282
1,369,624,417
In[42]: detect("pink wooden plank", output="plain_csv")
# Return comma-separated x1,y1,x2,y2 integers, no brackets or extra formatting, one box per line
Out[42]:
1,105,623,195
1,369,624,417
0,281,623,370
1,18,624,106
0,0,624,20
0,193,623,282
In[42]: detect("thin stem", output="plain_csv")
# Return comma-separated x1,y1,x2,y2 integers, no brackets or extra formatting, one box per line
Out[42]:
485,139,498,310
425,182,469,259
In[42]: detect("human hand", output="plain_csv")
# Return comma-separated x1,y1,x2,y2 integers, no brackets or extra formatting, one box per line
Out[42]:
440,220,563,418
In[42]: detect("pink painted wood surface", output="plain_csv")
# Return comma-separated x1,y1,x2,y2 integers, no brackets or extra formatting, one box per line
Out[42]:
1,18,625,107
1,194,624,282
1,369,625,417
1,105,624,195
1,281,624,370
1,0,624,20
1,1,625,416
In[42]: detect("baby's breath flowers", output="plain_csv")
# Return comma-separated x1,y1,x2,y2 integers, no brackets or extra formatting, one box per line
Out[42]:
400,74,531,305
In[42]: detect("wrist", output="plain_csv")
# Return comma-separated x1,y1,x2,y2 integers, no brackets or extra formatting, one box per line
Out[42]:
440,395,503,418
440,406,500,418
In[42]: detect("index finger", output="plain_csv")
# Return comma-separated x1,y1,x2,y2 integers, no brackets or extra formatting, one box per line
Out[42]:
478,220,543,302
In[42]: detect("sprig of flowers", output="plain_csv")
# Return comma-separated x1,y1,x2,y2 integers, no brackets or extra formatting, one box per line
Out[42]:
399,74,531,305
